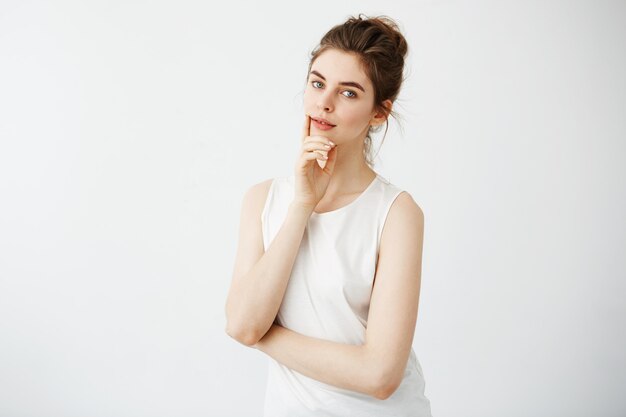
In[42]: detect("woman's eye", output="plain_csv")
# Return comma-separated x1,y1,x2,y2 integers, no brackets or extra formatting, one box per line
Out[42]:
311,80,357,99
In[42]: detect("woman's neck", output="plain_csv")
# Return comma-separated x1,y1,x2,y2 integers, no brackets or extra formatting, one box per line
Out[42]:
322,137,376,197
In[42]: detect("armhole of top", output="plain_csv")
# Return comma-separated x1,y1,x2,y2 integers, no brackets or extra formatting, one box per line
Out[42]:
376,189,407,255
260,178,277,252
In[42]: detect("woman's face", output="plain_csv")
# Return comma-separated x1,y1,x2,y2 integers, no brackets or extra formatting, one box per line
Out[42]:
303,48,384,144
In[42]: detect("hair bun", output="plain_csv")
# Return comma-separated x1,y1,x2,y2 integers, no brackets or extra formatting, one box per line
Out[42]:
394,31,408,58
366,14,408,58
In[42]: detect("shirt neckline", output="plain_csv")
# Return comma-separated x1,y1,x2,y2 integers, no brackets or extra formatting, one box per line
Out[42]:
310,174,380,217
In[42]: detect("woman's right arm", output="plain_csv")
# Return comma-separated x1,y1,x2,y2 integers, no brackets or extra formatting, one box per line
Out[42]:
225,114,337,346
224,180,314,347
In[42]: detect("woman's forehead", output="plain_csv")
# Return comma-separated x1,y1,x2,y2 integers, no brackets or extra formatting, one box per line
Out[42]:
311,50,370,86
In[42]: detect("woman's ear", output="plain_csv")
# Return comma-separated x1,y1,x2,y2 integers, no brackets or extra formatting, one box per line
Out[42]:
370,99,393,127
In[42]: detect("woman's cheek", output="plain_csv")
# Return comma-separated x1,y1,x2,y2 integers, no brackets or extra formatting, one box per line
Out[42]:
341,109,368,130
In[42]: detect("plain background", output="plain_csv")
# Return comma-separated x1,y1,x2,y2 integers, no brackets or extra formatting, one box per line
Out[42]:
1,0,625,416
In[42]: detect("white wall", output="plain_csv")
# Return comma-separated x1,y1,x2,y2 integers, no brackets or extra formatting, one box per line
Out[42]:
1,0,624,416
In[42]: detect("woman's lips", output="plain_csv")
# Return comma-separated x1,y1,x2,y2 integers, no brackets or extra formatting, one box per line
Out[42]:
312,118,335,131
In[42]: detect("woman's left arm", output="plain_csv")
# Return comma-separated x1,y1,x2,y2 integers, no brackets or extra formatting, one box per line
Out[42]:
254,192,425,401
253,323,379,397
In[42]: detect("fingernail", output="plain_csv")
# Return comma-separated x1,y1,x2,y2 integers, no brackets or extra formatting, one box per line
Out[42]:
329,141,335,146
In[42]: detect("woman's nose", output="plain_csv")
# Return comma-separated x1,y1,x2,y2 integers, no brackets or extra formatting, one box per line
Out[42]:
317,92,333,112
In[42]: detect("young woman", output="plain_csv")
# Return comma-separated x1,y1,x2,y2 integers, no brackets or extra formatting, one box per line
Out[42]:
225,14,433,417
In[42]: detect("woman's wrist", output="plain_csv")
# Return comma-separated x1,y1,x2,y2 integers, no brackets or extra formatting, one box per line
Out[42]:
288,201,315,217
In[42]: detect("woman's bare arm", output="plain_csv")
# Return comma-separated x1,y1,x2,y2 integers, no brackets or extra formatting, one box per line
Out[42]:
253,324,381,398
225,179,313,346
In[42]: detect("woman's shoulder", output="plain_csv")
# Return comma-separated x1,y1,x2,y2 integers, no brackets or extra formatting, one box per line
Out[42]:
243,174,294,208
387,189,424,226
246,177,273,196
241,178,275,211
376,175,423,220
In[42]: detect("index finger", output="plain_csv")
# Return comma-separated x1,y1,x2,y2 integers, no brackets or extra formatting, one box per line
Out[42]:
302,114,311,143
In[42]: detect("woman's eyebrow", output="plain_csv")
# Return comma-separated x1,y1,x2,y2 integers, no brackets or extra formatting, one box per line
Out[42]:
310,70,365,93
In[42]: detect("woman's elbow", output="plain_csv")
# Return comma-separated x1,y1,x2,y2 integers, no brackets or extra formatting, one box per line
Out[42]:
372,379,401,400
371,368,402,400
225,322,260,347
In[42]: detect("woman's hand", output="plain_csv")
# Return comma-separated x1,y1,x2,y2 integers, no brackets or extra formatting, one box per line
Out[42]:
293,114,337,210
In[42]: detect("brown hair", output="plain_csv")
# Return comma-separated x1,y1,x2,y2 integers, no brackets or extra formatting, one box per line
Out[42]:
306,14,409,167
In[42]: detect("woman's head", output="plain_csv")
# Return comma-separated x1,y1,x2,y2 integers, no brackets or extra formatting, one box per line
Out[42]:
303,14,409,168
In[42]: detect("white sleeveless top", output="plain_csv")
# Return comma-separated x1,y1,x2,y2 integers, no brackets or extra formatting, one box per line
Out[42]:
260,173,433,417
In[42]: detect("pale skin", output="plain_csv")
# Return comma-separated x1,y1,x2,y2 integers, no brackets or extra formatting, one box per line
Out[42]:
225,48,425,400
